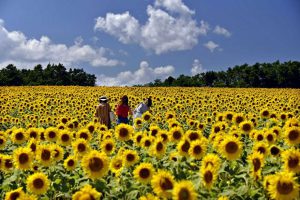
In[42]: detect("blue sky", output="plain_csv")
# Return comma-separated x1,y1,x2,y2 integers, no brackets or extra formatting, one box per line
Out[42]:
0,0,299,85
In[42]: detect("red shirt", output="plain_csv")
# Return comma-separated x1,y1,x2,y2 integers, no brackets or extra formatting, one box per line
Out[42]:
116,104,130,118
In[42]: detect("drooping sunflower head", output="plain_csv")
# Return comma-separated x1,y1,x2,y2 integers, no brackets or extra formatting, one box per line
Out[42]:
81,150,110,180
63,155,77,171
133,163,155,184
151,170,175,199
172,180,197,200
13,147,34,170
26,172,50,195
219,136,243,161
247,151,264,180
115,124,133,142
72,184,102,200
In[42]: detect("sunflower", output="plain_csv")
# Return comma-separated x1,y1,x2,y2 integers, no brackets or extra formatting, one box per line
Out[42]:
141,136,152,148
134,132,144,146
58,130,72,146
151,170,175,198
11,128,27,144
202,153,221,171
149,125,160,137
177,139,191,157
233,113,245,125
4,187,25,200
86,122,96,134
200,165,217,189
36,144,53,167
254,131,265,142
260,109,270,119
77,128,92,141
134,118,143,129
150,139,166,158
26,128,40,140
281,148,300,173
123,149,139,167
248,151,264,180
133,163,154,184
0,135,6,149
186,130,202,142
72,138,90,157
265,131,277,145
142,111,152,122
284,127,300,146
219,136,243,161
115,124,133,141
189,139,207,160
264,174,276,190
100,139,115,155
72,184,102,200
253,142,269,157
169,152,180,162
270,145,281,157
169,127,184,143
13,147,34,170
172,180,197,200
267,171,299,200
50,144,64,162
26,172,50,195
2,155,13,172
64,155,77,171
139,193,160,200
81,150,109,180
218,196,229,200
110,156,123,175
44,127,59,142
239,121,253,134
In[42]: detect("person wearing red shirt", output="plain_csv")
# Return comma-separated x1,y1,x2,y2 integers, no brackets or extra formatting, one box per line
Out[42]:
116,95,132,124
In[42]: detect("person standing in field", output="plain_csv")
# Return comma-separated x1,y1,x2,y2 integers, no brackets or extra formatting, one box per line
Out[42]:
133,97,152,120
116,95,132,124
95,96,111,129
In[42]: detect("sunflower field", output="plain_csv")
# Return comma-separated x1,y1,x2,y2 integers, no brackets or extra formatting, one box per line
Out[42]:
0,86,300,200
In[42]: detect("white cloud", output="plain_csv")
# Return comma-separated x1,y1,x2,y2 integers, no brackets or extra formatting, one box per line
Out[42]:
191,59,206,76
204,41,219,52
97,61,175,86
0,19,123,69
94,0,208,54
213,25,231,37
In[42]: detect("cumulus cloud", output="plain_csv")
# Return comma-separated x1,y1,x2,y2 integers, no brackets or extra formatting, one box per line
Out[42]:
0,19,122,69
94,0,208,54
213,25,231,37
97,61,175,86
204,41,219,52
191,59,206,76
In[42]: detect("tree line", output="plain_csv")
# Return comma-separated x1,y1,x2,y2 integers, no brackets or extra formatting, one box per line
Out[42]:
140,61,300,88
0,63,96,86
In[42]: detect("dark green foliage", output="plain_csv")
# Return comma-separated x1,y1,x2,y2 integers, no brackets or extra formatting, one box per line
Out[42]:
144,61,300,88
0,63,96,86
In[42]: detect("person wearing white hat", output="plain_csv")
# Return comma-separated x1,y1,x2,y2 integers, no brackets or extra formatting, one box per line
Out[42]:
95,96,111,129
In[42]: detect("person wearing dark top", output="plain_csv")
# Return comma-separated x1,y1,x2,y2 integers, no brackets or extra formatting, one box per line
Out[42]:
116,95,132,124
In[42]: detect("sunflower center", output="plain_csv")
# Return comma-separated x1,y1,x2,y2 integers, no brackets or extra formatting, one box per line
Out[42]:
30,143,37,152
33,178,44,189
139,168,150,179
67,159,75,167
288,130,299,141
156,142,164,151
119,128,129,138
0,138,4,144
189,133,199,141
105,143,113,151
80,133,88,140
126,154,135,162
236,116,243,124
257,147,266,154
151,130,158,137
54,149,60,158
78,143,86,152
288,157,299,169
161,134,168,141
267,134,274,142
193,145,202,155
226,114,233,120
10,192,20,200
252,158,261,172
88,126,95,133
257,134,264,141
270,147,280,156
262,111,269,117
277,181,293,195
16,132,24,140
178,188,190,200
5,159,13,168
61,134,70,142
41,149,51,161
30,131,37,138
273,130,279,136
181,141,190,153
19,153,29,164
214,127,220,133
136,120,142,125
89,157,103,172
204,171,213,183
49,131,56,138
160,177,173,190
136,135,142,143
173,131,181,140
225,141,238,154
114,160,122,169
143,115,150,121
242,124,251,132
144,140,151,147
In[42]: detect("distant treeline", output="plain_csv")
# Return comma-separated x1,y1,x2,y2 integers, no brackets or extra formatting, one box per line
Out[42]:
0,64,96,86
140,61,300,88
